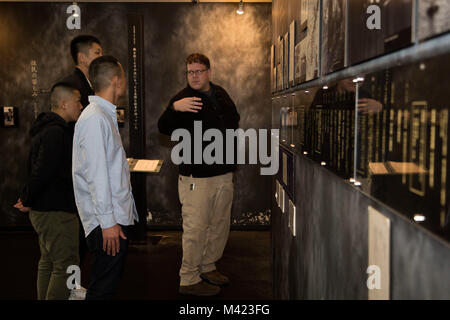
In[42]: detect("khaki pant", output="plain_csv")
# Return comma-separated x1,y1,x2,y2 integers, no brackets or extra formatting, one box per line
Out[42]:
178,172,234,286
29,210,79,300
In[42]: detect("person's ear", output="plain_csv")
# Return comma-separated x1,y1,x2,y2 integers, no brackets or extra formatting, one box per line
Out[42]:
59,100,67,110
110,75,120,92
77,52,84,66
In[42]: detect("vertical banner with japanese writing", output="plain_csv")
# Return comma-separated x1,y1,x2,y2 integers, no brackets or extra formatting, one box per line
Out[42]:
128,14,147,242
31,60,39,119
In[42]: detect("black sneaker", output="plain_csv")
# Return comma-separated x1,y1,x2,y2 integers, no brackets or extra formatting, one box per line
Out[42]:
179,280,221,296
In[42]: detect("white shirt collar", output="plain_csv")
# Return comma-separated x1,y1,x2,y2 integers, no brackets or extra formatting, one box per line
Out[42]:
88,95,117,115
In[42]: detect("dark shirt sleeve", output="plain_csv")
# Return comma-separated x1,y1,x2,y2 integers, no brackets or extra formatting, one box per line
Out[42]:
222,89,240,129
20,127,64,207
157,99,182,136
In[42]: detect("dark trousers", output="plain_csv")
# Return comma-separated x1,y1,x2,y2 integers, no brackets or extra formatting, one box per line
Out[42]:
78,215,89,265
85,225,129,300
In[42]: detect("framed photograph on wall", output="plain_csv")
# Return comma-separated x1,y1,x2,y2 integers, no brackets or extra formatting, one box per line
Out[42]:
1,106,18,128
116,107,125,127
271,44,275,93
279,36,284,90
284,31,289,89
289,20,296,86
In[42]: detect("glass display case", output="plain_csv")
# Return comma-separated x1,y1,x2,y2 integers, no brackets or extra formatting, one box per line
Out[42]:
275,51,450,242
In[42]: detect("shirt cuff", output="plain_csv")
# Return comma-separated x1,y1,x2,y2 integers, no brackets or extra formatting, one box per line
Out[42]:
98,213,117,230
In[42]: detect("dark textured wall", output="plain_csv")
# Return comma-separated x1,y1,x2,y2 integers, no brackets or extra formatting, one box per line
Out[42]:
271,0,450,300
0,2,130,227
0,2,272,228
142,3,272,227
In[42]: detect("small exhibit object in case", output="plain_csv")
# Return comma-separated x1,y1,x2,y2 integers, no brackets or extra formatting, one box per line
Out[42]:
116,107,125,127
1,106,18,128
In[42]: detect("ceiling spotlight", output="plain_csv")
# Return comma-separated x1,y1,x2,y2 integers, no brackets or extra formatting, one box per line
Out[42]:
237,0,244,15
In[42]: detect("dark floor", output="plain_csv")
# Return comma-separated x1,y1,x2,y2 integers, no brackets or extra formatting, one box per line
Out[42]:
0,230,272,300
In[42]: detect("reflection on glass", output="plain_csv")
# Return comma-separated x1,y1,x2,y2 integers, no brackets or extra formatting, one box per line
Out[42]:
282,53,450,241
357,55,450,241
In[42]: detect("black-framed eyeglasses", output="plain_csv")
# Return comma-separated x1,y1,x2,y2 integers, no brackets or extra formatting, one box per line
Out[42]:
186,69,208,76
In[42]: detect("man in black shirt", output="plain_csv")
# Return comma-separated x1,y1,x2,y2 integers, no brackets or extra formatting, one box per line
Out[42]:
14,83,82,299
59,35,102,276
61,35,103,109
158,53,240,296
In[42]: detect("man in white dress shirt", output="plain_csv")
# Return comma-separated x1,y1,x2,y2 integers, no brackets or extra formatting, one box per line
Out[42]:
72,55,139,300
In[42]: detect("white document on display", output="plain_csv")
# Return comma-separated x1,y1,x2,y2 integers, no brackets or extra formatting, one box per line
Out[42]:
127,158,163,173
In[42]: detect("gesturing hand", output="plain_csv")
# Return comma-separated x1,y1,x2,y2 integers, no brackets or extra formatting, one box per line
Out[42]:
13,199,31,213
173,97,203,113
102,224,127,256
358,98,383,114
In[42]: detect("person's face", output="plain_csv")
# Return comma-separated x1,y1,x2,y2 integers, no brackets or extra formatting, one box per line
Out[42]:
187,62,211,92
338,78,357,92
79,42,103,68
64,90,83,122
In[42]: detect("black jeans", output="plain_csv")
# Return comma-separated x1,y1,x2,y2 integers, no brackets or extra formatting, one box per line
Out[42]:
85,225,129,300
78,215,89,265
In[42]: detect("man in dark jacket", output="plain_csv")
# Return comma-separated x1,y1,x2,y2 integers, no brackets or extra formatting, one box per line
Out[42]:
158,53,240,296
61,35,102,109
14,82,82,300
59,35,102,273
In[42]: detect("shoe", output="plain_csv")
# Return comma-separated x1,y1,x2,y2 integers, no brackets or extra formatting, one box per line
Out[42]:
179,280,221,296
69,286,87,300
200,270,230,286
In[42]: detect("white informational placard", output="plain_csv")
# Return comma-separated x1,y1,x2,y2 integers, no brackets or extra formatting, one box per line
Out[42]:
289,198,296,237
127,159,163,173
368,206,391,300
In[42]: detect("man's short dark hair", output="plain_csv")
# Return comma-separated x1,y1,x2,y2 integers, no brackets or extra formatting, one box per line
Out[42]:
88,56,122,92
50,82,79,109
186,53,210,69
70,35,101,64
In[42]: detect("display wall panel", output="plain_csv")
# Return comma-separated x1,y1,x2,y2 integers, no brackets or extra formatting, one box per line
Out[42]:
321,0,346,75
418,0,450,41
288,51,450,242
382,0,413,53
347,0,384,66
272,0,450,301
305,0,320,81
348,0,413,66
358,53,450,241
